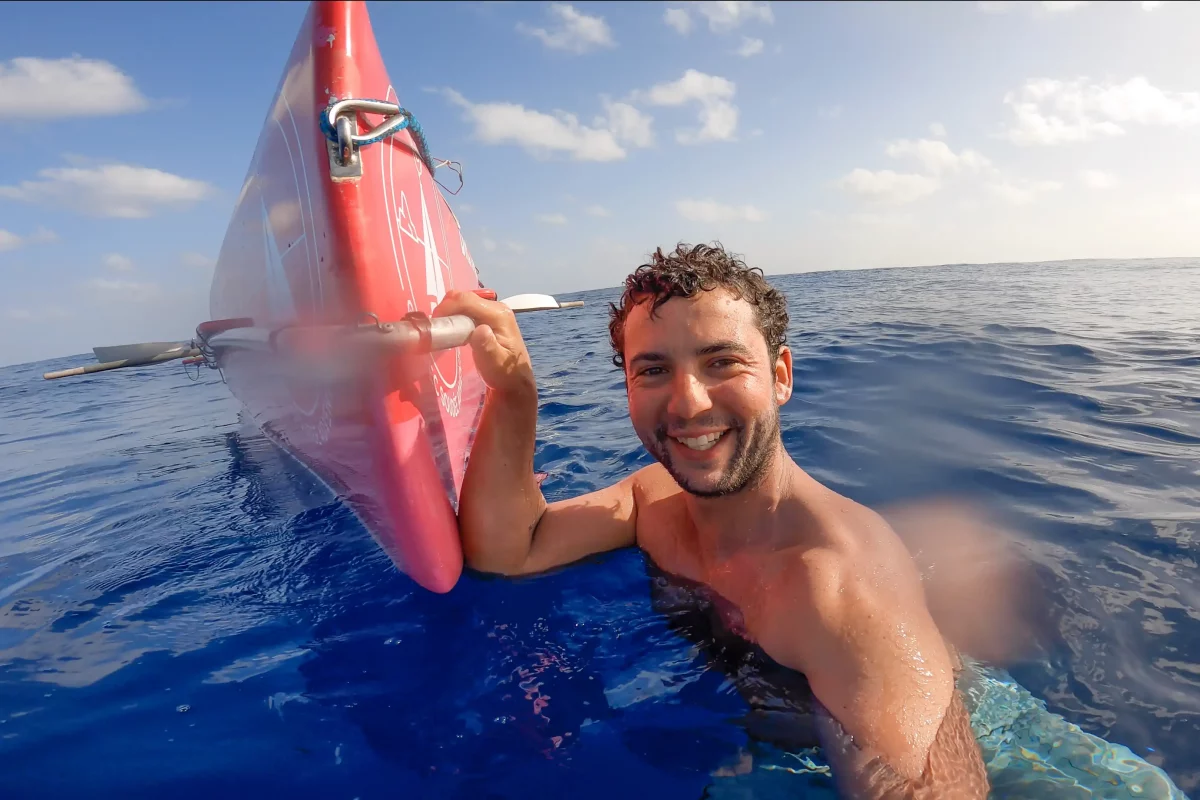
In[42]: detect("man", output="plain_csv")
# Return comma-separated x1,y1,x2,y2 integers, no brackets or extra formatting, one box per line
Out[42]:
434,242,990,797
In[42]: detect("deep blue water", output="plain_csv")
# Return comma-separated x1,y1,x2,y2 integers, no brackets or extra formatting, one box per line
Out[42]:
2,258,1198,798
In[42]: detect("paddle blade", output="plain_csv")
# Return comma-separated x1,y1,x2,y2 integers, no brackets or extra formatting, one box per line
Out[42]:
500,294,584,313
92,341,192,363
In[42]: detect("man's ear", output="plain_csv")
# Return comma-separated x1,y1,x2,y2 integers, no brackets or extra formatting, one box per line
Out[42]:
774,345,793,406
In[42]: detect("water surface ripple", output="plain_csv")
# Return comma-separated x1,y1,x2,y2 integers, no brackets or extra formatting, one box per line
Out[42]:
1,258,1197,797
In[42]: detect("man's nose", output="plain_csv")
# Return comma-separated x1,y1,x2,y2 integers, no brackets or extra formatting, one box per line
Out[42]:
667,371,713,419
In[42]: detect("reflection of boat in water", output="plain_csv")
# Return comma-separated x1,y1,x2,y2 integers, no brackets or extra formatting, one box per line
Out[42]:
958,660,1189,799
217,410,341,526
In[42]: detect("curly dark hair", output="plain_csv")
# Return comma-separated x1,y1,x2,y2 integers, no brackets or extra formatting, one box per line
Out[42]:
608,242,789,370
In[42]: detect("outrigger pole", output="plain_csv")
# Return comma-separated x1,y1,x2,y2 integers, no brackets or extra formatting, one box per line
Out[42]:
43,292,583,380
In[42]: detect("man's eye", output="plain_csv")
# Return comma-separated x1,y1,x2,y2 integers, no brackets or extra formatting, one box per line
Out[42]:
639,366,666,377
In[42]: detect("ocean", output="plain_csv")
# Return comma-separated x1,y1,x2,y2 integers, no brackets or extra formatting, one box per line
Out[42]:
1,257,1197,798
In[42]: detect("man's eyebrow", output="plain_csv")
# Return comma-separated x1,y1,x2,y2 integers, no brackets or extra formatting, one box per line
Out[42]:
628,351,666,367
628,343,753,366
698,341,753,357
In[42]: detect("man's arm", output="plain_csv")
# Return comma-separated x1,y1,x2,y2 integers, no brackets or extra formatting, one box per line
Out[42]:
814,680,987,800
435,290,638,576
807,550,989,798
760,545,989,798
458,381,640,575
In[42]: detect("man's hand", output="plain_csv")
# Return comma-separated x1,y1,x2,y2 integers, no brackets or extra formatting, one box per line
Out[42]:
432,290,544,574
882,498,1048,666
433,290,536,397
442,287,642,577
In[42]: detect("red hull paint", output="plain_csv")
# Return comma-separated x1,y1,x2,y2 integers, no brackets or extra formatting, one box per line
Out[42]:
208,1,486,593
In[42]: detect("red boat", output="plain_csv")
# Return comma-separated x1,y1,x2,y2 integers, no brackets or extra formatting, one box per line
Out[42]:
204,0,487,593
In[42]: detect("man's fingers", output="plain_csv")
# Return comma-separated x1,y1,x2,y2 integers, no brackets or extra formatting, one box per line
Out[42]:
432,288,486,319
433,289,513,330
468,324,502,360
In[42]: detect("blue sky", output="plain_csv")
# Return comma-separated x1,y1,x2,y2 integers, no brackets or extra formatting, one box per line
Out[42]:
1,0,1198,366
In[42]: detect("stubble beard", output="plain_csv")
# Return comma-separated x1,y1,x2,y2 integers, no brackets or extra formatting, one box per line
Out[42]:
646,404,782,498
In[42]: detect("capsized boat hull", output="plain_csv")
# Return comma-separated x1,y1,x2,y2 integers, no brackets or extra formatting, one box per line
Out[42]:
207,0,486,593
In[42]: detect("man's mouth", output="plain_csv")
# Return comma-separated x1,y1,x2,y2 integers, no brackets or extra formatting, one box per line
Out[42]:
671,430,727,451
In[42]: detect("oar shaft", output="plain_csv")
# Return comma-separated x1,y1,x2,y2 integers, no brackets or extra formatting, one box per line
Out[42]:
268,314,478,356
43,348,201,380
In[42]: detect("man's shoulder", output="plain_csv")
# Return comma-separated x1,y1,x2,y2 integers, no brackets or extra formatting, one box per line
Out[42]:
627,463,682,505
797,486,919,575
774,490,930,637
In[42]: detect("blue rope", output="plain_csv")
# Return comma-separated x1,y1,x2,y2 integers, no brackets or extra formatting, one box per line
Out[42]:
320,98,438,174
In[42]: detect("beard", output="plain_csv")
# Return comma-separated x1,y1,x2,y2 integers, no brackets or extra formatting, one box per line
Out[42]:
644,404,781,498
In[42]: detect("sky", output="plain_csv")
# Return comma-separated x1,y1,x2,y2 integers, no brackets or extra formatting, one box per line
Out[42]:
1,0,1198,367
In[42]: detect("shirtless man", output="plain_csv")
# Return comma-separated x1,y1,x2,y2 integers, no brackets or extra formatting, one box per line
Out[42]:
434,242,990,798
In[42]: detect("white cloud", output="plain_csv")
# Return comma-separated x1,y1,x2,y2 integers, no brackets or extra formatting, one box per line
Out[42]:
885,138,994,176
586,204,611,217
482,237,498,252
180,251,215,269
664,7,693,34
444,89,630,161
535,212,568,225
1079,169,1118,189
818,105,843,120
676,198,765,223
735,37,765,57
0,226,56,252
85,277,162,302
662,2,772,36
844,127,1067,211
4,308,34,321
517,3,615,54
847,210,919,231
103,253,134,272
985,178,1063,205
0,162,213,218
506,241,527,254
693,1,774,32
978,1,1091,12
930,122,947,138
632,69,738,143
600,99,655,147
1004,76,1200,145
1041,1,1091,10
457,203,474,213
1141,1,1163,8
838,169,941,205
0,56,148,120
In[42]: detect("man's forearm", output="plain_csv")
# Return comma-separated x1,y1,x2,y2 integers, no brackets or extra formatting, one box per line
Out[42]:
458,384,547,575
819,690,989,799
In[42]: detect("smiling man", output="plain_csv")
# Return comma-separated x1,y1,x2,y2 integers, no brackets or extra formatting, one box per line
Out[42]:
435,242,990,797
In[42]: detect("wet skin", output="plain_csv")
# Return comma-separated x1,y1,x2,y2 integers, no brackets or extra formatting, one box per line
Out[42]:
437,287,990,797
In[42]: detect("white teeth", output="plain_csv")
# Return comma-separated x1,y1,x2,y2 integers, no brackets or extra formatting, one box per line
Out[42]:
676,431,725,451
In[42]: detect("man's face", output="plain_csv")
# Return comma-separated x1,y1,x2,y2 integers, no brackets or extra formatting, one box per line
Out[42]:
622,288,793,497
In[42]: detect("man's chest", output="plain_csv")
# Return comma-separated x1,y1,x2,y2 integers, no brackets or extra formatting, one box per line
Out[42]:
636,509,803,656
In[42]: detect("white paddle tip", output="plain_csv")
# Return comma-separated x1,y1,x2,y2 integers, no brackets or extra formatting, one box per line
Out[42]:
500,293,585,313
